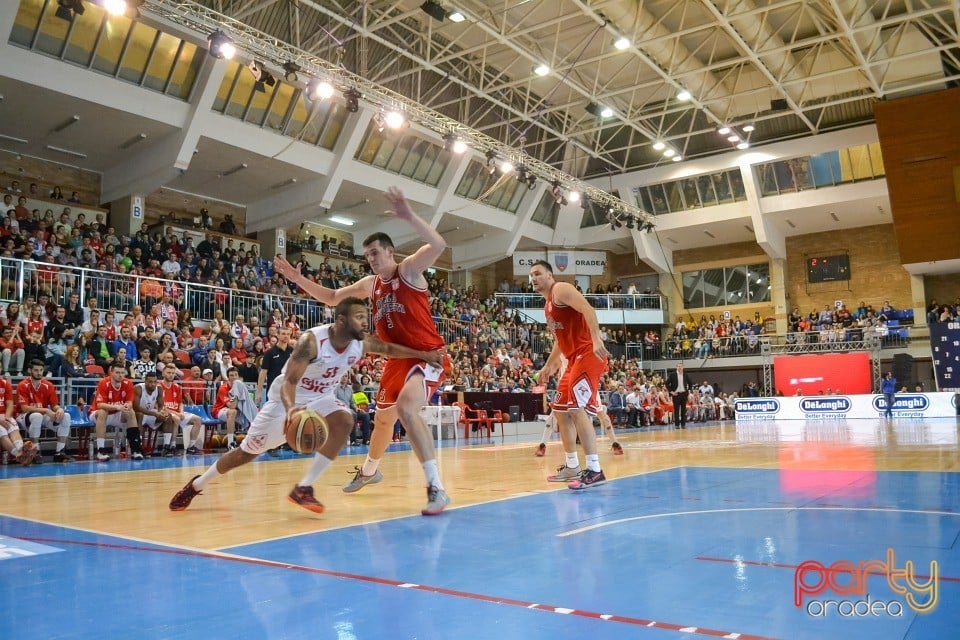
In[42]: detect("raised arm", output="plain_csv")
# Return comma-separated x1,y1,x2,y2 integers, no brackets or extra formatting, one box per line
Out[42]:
553,282,610,360
280,331,317,412
363,335,443,367
274,256,372,305
385,188,446,279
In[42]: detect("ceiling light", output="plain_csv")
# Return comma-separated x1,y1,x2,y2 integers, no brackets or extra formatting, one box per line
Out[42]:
614,36,630,50
663,148,676,157
308,79,335,100
448,10,465,22
742,124,755,132
652,141,665,151
102,0,127,15
586,102,615,119
677,90,692,101
533,64,550,77
717,126,731,135
384,110,406,129
672,156,682,162
207,31,236,60
727,135,740,142
328,216,354,226
599,106,614,118
736,141,750,150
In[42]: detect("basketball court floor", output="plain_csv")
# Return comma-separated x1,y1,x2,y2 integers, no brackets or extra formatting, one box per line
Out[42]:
2,418,959,639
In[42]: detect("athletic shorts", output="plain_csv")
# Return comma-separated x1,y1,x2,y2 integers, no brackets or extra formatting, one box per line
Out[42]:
142,413,199,430
552,351,607,415
0,420,18,437
240,394,349,455
375,355,450,409
94,411,131,429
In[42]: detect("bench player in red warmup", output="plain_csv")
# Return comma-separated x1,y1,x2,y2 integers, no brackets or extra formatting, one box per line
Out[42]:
275,187,451,515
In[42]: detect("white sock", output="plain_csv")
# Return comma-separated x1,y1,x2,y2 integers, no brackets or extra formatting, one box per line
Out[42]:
226,433,235,444
55,442,65,452
193,463,222,490
96,438,105,450
11,442,23,456
360,455,380,477
299,453,333,487
585,454,601,472
540,425,554,444
162,433,172,446
422,459,443,490
565,451,580,469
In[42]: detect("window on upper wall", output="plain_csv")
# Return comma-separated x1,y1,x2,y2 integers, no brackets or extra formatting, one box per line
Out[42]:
682,262,770,309
453,160,528,214
531,192,559,228
633,169,747,214
755,142,886,195
354,125,450,187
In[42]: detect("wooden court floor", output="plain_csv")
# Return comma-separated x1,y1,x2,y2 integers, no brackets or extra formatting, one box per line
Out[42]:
3,418,960,639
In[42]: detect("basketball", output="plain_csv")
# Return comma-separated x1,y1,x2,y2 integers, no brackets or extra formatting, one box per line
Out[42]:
284,408,328,453
211,434,223,448
235,433,245,444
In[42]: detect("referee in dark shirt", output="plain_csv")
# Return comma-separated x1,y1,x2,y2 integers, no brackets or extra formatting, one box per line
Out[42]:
258,328,294,456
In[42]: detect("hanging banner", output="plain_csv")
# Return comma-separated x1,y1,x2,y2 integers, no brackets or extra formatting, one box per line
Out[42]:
930,321,960,392
512,250,607,275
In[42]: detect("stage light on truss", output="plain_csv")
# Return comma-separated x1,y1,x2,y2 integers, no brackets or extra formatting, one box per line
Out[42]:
282,62,301,82
308,79,335,100
568,190,581,203
499,160,514,175
343,88,361,113
55,0,84,21
102,0,126,15
207,31,236,60
384,110,406,129
248,61,276,93
443,133,467,154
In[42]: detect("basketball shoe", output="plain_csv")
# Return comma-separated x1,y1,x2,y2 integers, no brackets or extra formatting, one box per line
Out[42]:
534,443,546,457
342,466,383,493
169,475,202,511
422,485,450,516
547,464,582,482
288,485,325,514
16,441,39,466
568,469,607,490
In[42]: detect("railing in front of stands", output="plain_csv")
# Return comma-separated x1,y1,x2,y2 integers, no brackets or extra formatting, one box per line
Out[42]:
0,256,327,326
494,292,663,310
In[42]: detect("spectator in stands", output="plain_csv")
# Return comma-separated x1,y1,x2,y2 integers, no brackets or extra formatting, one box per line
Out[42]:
68,191,80,204
606,382,626,425
113,325,138,360
50,186,64,200
17,360,72,462
0,324,25,375
89,325,114,368
212,367,241,448
45,324,69,377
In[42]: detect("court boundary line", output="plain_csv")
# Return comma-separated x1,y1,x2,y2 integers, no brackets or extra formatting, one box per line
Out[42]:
8,527,778,640
557,506,960,537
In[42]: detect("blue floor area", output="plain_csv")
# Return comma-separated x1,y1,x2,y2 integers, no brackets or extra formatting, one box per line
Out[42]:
2,466,958,639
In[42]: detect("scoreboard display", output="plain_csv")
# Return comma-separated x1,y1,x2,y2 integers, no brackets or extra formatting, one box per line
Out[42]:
806,254,850,283
931,321,960,392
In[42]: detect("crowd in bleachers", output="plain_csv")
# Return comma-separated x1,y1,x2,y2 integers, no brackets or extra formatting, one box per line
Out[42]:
928,299,960,323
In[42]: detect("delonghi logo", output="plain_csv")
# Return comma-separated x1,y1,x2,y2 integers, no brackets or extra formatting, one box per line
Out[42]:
736,399,780,413
872,394,929,412
800,397,852,413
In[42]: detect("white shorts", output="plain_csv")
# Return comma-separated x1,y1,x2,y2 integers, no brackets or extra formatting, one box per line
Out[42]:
96,411,131,429
216,407,235,422
240,394,349,455
0,419,18,437
142,413,200,430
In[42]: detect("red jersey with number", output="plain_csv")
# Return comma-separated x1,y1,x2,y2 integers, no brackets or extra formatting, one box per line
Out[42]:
91,377,134,412
545,284,595,360
161,381,183,412
370,271,443,351
16,378,60,413
0,378,13,415
213,383,233,416
26,318,45,336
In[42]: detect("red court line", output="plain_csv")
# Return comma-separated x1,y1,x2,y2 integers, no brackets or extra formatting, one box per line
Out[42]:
696,556,960,583
20,536,777,640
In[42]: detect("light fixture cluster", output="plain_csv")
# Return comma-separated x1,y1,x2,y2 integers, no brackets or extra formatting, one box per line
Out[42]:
55,0,137,21
650,140,682,162
607,209,655,233
716,124,754,150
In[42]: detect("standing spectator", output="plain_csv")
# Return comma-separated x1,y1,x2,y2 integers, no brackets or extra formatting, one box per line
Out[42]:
666,363,694,429
881,371,898,419
17,360,73,462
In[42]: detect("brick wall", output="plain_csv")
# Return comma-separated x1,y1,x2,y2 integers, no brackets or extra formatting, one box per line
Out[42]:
784,223,911,314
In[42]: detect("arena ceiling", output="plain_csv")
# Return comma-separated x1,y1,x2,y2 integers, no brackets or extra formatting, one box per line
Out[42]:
190,0,960,177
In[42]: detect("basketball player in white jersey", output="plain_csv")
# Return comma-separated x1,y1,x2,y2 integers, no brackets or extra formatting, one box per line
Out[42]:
132,371,165,460
170,297,444,514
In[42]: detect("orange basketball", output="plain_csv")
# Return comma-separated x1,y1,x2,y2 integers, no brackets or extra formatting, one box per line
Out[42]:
284,408,328,453
211,434,224,448
235,433,245,444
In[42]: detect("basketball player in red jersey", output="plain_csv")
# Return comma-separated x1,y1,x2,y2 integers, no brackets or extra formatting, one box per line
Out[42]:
91,362,138,461
530,260,610,489
274,187,451,515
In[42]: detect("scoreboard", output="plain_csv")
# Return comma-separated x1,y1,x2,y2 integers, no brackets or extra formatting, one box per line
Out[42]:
931,321,960,392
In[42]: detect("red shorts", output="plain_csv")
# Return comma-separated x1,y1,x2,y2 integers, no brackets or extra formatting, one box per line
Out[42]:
375,355,451,409
552,352,607,415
